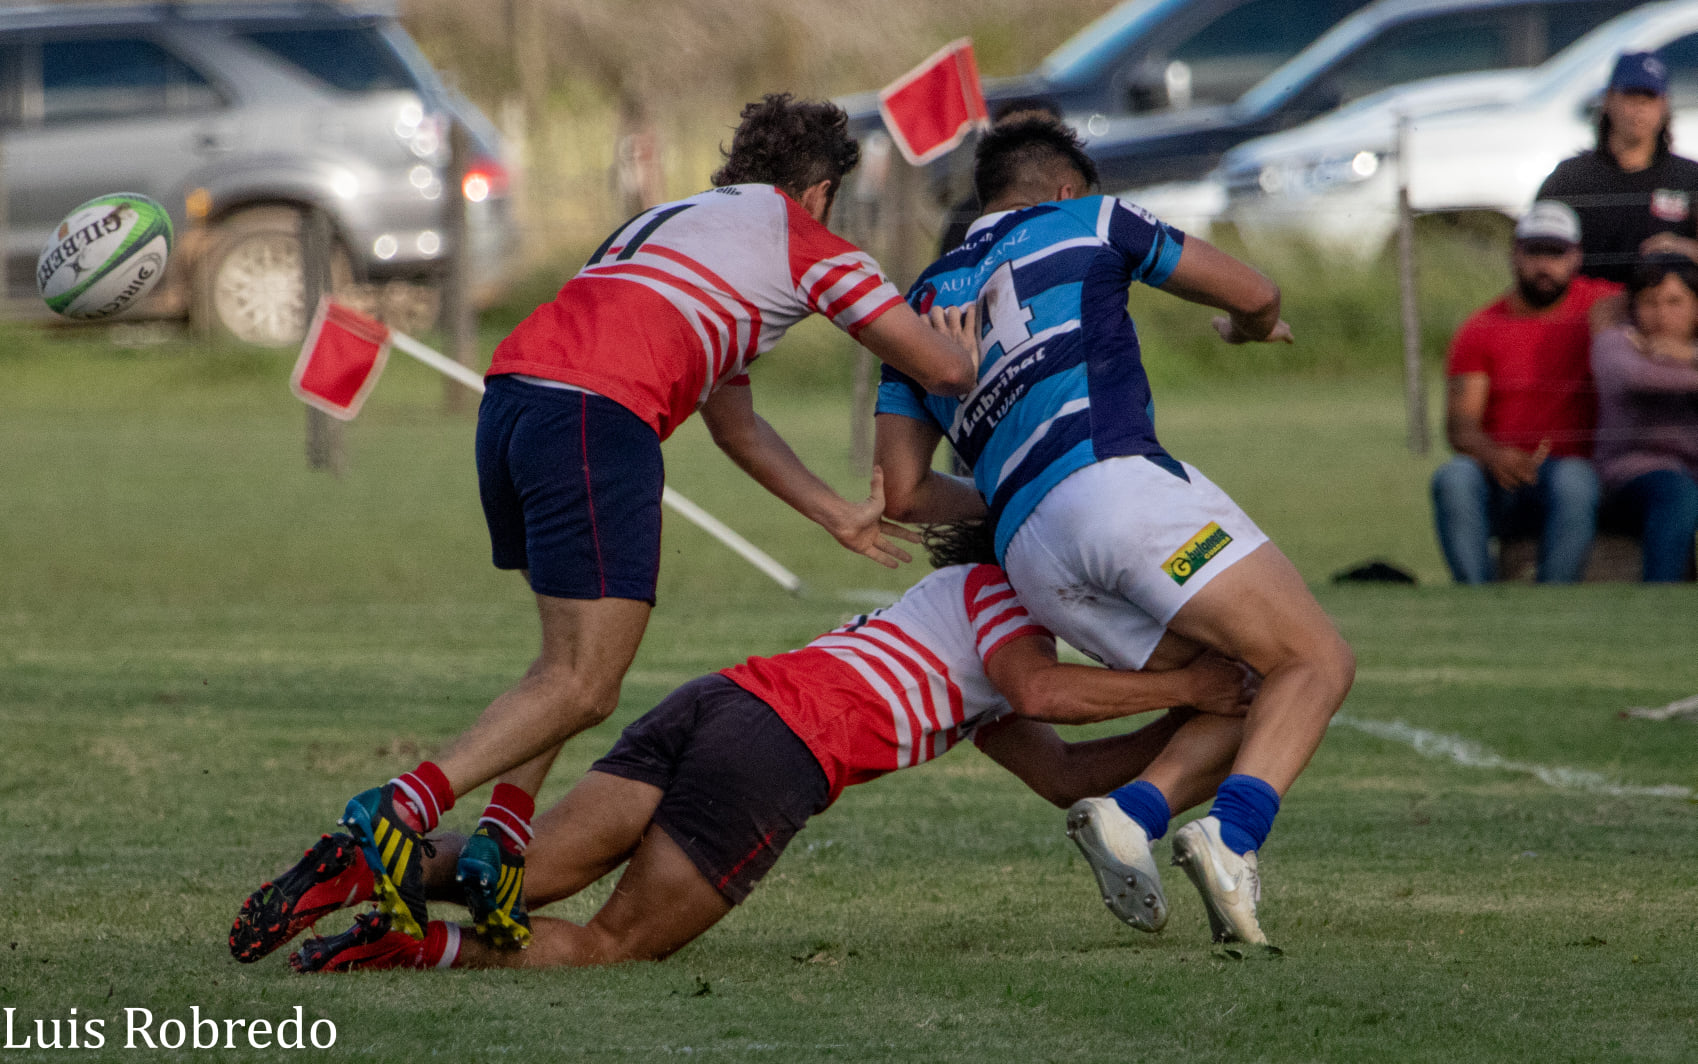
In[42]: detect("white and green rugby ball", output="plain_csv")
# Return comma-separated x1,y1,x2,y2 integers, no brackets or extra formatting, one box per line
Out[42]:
37,193,174,320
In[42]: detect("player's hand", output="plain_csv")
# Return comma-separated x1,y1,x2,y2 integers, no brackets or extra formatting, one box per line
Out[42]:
829,466,921,569
1183,650,1257,717
927,303,982,375
1211,315,1294,344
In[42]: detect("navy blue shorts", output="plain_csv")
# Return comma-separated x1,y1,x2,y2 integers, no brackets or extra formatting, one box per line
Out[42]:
591,675,830,905
475,375,663,603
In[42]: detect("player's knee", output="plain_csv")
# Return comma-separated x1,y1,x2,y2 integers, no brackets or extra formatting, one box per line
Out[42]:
529,671,621,736
1309,631,1356,705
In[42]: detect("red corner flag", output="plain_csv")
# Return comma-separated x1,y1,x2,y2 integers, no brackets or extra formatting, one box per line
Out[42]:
878,38,990,166
290,300,392,420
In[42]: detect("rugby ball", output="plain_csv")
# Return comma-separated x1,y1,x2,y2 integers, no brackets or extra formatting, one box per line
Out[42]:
37,193,174,321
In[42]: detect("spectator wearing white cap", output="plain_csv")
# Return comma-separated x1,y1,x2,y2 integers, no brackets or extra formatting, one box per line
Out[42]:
1431,201,1617,584
1538,51,1698,285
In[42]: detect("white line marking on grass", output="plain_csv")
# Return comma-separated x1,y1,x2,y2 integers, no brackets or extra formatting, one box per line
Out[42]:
1332,715,1693,800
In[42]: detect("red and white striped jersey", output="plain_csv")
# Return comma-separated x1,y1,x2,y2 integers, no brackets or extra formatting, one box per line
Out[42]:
486,184,904,439
721,564,1052,802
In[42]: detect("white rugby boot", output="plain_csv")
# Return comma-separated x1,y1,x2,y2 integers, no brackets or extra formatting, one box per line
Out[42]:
1171,816,1268,945
1065,797,1168,932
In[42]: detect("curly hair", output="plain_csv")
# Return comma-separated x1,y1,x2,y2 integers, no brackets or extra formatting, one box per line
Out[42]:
711,94,861,202
920,520,997,569
974,113,1098,206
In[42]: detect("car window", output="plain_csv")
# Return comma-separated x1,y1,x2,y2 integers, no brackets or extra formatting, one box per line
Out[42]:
42,37,220,123
1542,2,1643,55
1656,32,1698,109
1164,0,1370,109
1304,15,1514,111
237,27,418,93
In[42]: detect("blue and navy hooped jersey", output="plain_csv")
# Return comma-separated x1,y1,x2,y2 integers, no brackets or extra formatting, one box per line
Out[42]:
876,195,1186,559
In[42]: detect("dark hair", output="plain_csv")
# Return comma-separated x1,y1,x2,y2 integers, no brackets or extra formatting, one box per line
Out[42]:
974,114,1098,205
991,95,1062,123
712,94,860,202
921,520,997,569
1596,109,1672,165
1627,252,1698,299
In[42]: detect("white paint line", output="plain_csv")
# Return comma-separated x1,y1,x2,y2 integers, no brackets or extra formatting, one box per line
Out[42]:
1331,714,1693,801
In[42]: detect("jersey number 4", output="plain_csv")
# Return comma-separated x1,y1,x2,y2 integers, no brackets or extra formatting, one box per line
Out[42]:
978,260,1033,361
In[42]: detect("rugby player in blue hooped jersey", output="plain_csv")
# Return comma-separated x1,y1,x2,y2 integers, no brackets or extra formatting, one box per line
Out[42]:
877,115,1355,946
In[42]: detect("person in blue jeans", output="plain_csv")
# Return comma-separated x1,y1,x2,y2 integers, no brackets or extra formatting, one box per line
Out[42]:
1591,255,1698,582
1432,202,1613,583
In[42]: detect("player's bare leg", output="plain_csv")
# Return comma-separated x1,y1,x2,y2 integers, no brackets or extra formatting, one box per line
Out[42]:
420,772,662,902
425,590,648,947
1159,541,1353,944
437,591,652,795
1066,631,1246,932
456,825,732,969
1165,542,1354,794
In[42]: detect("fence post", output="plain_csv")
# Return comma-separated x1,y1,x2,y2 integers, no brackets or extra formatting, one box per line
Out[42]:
1396,114,1430,456
443,118,477,414
301,205,345,473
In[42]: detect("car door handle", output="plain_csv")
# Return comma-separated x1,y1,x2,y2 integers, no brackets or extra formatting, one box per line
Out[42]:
193,130,230,153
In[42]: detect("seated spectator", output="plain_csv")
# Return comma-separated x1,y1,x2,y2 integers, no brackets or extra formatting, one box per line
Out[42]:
1590,255,1698,582
1538,52,1698,284
1432,202,1617,584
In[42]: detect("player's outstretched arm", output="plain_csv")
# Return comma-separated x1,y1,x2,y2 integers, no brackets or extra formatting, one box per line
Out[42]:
1157,236,1293,345
985,634,1253,727
973,712,1189,809
856,303,979,397
874,412,986,525
700,383,919,568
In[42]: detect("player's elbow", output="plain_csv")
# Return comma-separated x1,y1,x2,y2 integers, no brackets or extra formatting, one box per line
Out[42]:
910,361,974,399
1007,675,1073,725
881,478,925,524
1238,277,1280,322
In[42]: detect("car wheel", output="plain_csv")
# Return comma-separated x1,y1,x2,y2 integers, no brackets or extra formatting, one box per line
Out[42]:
196,206,351,346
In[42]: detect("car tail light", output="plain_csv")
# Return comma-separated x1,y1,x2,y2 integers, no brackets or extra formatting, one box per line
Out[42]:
463,157,509,203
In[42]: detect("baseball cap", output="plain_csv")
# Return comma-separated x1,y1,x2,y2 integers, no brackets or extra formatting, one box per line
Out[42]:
1609,52,1668,96
1515,200,1581,246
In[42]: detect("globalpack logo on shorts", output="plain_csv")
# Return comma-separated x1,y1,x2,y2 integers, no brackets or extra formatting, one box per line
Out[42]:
1162,522,1232,586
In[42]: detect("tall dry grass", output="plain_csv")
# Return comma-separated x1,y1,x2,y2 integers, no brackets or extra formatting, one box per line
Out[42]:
399,0,1115,249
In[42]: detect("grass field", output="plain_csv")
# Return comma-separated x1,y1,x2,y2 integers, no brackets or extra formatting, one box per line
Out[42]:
2,325,1695,1062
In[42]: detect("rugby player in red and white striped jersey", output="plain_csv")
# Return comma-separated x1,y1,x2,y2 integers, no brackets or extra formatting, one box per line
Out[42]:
276,522,1254,973
234,95,981,966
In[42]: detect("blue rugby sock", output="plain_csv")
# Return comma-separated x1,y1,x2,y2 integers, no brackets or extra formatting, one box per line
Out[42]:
1109,780,1171,841
1209,774,1281,855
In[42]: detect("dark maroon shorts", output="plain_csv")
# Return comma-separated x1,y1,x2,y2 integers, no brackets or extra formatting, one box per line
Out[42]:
590,674,829,905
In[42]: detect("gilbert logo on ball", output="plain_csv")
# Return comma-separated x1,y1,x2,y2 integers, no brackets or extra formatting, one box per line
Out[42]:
37,193,174,320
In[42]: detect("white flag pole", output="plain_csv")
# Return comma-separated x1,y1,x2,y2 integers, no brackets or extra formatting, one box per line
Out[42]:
385,321,805,595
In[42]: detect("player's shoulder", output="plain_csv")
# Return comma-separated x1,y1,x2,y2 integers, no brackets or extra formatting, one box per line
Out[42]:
960,563,1018,611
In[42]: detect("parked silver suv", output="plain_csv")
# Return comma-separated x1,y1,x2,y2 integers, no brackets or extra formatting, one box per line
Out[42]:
0,1,516,344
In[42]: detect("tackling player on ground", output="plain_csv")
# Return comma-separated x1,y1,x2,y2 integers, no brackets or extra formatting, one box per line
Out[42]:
229,522,1254,972
875,115,1356,945
234,95,978,963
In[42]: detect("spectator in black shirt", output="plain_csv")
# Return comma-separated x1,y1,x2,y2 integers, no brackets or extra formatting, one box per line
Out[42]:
1538,52,1698,285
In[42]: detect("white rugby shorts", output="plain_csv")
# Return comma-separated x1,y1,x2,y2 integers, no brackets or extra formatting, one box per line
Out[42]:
1002,455,1269,670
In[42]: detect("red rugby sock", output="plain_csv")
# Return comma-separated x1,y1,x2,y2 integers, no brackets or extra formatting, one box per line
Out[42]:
478,783,536,856
389,761,455,833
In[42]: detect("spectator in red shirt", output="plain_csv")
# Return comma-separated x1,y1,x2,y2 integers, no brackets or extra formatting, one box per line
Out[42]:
1432,201,1618,583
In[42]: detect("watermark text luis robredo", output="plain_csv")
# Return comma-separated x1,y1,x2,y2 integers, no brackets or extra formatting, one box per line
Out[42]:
4,1006,337,1051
